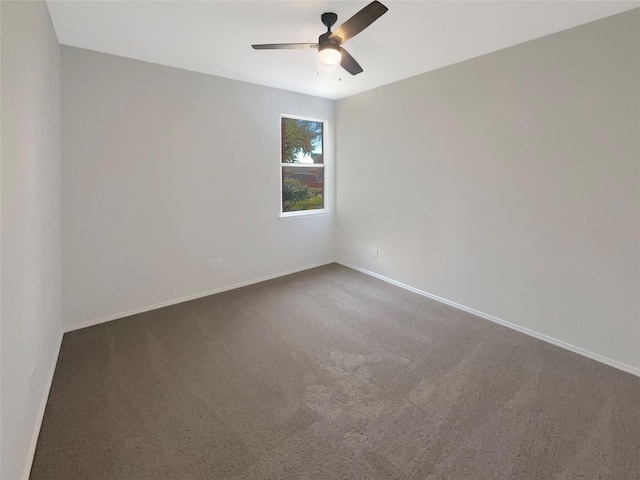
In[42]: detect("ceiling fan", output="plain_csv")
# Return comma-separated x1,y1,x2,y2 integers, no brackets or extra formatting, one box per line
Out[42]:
252,1,388,76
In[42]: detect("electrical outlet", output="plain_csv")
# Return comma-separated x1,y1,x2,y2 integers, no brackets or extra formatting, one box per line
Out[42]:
373,247,378,257
216,258,224,269
209,259,217,270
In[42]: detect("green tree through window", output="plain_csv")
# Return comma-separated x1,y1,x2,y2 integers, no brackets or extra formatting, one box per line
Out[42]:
281,118,323,163
281,116,325,213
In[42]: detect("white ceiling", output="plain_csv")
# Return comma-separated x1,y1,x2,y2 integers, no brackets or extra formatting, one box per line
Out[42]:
46,1,639,100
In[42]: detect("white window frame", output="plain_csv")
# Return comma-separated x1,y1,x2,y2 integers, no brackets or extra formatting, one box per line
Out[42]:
279,114,330,219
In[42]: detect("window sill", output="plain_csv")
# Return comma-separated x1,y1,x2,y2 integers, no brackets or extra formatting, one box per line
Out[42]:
279,209,331,221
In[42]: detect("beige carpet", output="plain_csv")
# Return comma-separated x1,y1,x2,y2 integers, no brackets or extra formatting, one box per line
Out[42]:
31,264,640,479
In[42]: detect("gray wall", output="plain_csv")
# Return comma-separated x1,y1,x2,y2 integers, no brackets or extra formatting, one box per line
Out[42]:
1,2,62,478
62,47,335,329
335,10,640,369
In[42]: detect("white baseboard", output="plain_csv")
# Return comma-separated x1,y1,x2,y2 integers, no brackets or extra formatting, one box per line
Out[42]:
22,328,64,480
64,261,334,333
338,261,640,378
63,258,640,378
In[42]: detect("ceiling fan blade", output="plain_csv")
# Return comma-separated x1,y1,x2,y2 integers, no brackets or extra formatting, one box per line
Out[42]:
252,43,318,50
329,1,388,45
339,48,363,75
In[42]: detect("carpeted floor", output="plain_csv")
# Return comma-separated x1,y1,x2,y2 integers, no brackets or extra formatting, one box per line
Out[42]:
31,263,640,479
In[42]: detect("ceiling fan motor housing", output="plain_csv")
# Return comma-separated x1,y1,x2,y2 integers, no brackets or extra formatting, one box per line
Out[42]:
319,31,338,47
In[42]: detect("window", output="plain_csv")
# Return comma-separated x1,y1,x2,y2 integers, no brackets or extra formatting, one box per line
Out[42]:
281,116,326,215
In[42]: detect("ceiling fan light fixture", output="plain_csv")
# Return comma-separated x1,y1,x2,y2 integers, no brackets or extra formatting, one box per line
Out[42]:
252,1,388,75
318,43,341,65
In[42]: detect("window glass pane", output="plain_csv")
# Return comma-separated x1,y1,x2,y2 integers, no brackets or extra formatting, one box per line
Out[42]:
281,118,323,164
282,166,324,212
